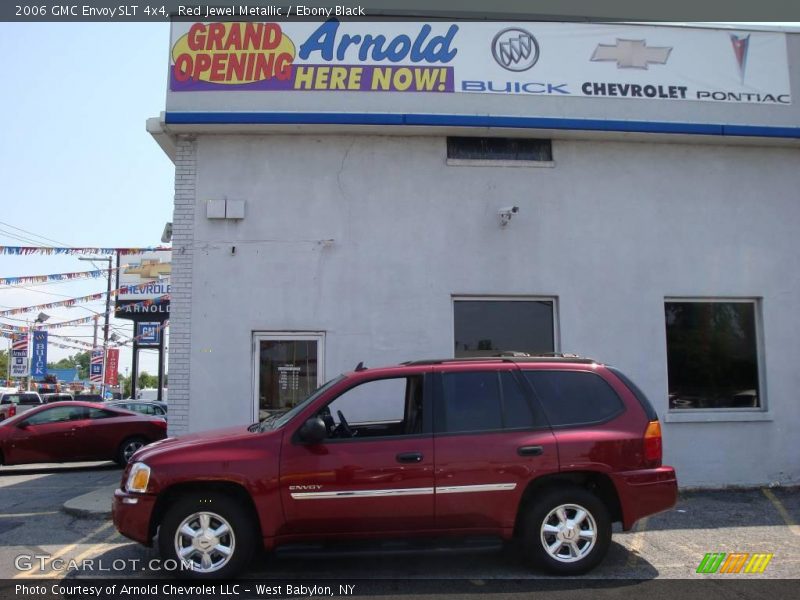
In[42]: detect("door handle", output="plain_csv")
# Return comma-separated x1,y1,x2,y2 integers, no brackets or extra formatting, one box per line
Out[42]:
518,445,544,457
396,452,423,463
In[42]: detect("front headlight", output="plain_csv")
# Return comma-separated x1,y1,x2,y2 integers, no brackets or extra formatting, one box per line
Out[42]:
125,462,151,493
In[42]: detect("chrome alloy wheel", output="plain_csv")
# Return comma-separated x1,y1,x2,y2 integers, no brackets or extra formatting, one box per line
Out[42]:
539,503,597,563
174,511,236,573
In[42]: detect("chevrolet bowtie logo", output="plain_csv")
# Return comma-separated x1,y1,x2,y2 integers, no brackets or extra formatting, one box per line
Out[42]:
591,39,672,69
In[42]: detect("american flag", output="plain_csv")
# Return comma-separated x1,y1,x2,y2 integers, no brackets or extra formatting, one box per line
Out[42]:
12,334,28,356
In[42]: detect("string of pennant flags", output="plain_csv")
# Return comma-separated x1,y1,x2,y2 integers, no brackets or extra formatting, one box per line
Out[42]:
1,269,104,286
0,245,170,256
1,321,168,348
0,265,131,287
0,294,170,332
0,278,170,317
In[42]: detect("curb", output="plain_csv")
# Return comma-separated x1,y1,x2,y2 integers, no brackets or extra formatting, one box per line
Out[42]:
62,484,117,520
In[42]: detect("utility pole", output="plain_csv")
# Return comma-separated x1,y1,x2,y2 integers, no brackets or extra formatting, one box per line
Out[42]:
79,255,114,398
102,255,112,398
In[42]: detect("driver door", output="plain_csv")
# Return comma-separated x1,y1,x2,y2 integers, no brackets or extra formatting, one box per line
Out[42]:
279,371,435,537
5,405,87,464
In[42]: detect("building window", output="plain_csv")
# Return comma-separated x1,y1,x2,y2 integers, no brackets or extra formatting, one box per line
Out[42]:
253,333,325,421
446,137,553,164
453,298,556,357
664,300,761,410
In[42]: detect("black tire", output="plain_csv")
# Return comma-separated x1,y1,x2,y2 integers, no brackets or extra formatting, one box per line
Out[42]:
521,486,611,575
158,492,256,579
115,436,147,466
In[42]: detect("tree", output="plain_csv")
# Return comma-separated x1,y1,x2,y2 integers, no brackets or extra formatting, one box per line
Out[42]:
45,351,90,379
0,350,8,384
138,371,159,389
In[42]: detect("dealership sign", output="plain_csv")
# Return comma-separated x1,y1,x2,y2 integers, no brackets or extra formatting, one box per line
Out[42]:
169,21,791,104
116,250,171,321
90,348,104,383
104,348,119,386
30,331,47,378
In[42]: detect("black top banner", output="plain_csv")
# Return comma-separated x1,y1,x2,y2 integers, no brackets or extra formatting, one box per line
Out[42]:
3,1,800,22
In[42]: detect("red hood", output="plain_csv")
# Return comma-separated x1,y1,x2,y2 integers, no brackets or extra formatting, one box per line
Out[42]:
132,425,267,463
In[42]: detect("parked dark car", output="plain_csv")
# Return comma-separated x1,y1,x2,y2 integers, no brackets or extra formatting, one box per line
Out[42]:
42,393,75,403
113,356,677,579
0,392,44,421
108,400,167,419
73,394,104,403
0,401,167,466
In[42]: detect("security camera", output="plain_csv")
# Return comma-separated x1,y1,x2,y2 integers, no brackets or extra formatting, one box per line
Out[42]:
498,206,519,227
161,222,173,243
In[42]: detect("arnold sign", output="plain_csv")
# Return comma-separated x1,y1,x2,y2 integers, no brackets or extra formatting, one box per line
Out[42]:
169,21,791,104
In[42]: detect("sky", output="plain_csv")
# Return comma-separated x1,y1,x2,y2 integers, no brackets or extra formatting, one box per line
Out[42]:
0,23,175,378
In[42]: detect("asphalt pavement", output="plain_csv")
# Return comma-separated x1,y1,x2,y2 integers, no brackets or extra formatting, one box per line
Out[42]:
0,463,797,584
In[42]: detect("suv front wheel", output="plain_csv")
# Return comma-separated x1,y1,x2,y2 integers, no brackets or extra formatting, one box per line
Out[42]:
522,486,611,575
158,493,256,579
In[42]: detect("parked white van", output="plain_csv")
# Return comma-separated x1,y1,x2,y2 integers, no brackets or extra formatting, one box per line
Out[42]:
137,388,167,401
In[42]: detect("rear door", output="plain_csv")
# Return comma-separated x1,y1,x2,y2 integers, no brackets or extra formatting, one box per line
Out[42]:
432,364,559,532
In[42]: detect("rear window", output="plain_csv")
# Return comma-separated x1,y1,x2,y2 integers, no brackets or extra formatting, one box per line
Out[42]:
523,370,624,427
1,394,41,405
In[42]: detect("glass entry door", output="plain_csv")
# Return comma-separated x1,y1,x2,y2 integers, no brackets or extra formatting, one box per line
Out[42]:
253,333,325,421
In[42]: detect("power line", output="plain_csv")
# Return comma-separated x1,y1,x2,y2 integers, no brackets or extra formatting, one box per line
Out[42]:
0,220,71,247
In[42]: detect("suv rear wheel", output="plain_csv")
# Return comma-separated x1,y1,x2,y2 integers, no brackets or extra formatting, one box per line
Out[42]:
522,486,611,575
158,493,256,579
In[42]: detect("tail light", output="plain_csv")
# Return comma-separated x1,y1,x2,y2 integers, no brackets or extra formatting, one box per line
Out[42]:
643,420,662,467
8,406,16,418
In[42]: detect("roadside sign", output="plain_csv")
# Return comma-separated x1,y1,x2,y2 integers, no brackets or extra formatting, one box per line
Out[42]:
136,322,160,346
31,331,48,378
10,356,28,377
90,348,103,383
104,348,119,386
11,334,28,357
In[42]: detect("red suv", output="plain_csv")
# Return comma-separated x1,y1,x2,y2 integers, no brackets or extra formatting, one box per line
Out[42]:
113,356,677,578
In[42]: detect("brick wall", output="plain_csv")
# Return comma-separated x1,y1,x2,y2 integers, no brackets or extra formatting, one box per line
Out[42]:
167,136,195,435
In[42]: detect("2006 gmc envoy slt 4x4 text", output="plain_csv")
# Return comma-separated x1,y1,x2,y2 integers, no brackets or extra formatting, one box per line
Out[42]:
113,355,677,578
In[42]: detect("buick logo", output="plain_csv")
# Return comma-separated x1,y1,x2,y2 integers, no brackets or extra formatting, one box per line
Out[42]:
492,28,540,71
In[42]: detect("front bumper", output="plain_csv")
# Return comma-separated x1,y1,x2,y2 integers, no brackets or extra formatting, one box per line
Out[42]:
112,488,157,545
611,466,678,530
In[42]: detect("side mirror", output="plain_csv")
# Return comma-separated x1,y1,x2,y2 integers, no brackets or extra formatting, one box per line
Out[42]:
298,417,327,444
16,422,29,429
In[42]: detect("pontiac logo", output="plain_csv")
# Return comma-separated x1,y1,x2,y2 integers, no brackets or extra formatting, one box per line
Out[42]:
730,34,750,82
591,39,672,69
491,28,540,72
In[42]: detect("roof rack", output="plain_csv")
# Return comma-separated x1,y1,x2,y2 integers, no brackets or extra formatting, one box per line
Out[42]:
402,353,597,366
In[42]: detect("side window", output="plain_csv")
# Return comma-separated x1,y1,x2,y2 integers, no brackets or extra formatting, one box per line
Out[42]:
523,371,624,427
440,371,503,433
87,408,115,419
499,372,536,429
24,406,84,425
321,376,424,439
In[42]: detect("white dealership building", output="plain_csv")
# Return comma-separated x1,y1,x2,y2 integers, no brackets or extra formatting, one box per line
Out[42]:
149,19,800,487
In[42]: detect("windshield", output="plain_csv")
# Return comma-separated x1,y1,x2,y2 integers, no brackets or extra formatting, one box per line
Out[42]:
258,375,345,432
